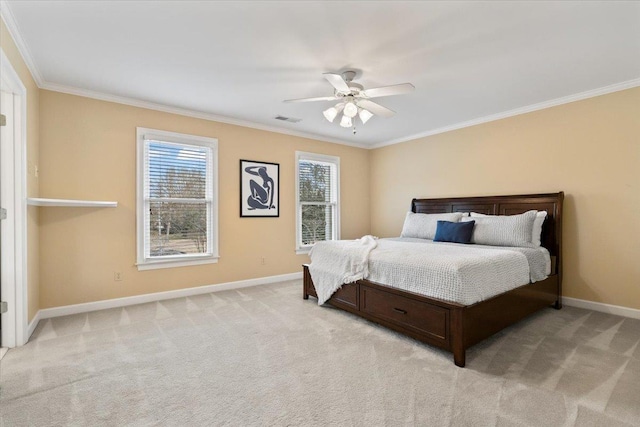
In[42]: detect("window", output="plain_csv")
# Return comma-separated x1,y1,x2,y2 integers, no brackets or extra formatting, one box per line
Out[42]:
136,128,218,270
295,151,340,253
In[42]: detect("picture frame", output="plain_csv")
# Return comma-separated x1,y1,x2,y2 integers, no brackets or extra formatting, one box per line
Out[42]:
240,159,280,217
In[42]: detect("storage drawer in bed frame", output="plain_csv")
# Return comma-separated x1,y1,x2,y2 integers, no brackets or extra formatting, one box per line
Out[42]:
360,285,450,346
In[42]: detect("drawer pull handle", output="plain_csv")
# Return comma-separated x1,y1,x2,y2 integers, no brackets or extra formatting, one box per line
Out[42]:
393,308,407,314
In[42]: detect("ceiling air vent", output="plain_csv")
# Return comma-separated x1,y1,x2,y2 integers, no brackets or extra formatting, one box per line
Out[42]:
274,115,302,123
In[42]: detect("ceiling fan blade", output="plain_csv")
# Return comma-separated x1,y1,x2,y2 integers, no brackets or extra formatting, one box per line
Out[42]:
360,83,415,99
284,96,339,103
356,99,395,118
323,73,351,94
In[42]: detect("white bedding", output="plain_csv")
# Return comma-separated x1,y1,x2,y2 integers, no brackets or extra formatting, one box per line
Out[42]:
308,235,378,304
308,237,551,306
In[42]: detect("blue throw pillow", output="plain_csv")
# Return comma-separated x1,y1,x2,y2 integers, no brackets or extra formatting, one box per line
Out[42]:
434,220,475,244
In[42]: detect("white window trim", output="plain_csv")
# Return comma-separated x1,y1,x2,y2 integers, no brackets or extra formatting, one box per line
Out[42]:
136,127,219,270
295,151,340,254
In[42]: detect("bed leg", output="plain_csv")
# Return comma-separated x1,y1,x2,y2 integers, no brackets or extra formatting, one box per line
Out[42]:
303,264,310,300
451,307,465,367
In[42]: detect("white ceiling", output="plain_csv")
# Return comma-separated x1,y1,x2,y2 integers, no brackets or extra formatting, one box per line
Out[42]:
4,1,640,148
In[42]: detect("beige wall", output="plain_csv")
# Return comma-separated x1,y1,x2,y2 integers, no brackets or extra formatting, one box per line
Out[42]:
1,18,40,322
38,90,370,308
371,87,640,309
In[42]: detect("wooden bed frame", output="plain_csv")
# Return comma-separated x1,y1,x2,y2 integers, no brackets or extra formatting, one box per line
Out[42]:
303,192,564,367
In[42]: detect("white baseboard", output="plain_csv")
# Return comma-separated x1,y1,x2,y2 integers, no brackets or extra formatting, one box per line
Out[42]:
29,275,639,335
563,296,640,320
27,310,41,340
36,272,303,321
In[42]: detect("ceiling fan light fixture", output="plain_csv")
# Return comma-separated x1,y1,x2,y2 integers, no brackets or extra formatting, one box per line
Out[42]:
322,106,338,122
359,108,373,124
340,114,352,128
323,103,345,122
343,101,358,118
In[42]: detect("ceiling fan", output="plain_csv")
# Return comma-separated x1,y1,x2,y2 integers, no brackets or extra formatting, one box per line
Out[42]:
284,71,414,129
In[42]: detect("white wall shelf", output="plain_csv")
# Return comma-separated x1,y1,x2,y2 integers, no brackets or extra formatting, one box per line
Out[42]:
27,198,118,208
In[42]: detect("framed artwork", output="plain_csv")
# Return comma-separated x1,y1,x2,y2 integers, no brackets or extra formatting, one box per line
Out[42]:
240,159,280,217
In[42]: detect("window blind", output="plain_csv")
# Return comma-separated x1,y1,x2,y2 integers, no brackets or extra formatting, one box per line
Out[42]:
298,159,337,246
144,139,212,258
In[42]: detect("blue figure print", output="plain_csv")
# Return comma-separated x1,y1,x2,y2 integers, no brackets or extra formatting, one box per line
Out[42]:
245,166,275,210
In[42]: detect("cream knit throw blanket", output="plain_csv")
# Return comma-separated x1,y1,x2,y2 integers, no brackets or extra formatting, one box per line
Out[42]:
308,235,378,305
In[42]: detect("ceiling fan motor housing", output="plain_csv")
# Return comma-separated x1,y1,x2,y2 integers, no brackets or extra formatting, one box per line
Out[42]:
341,70,357,82
341,71,363,94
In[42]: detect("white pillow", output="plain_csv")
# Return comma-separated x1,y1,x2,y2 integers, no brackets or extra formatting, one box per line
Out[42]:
531,211,547,246
462,210,537,247
401,212,464,240
470,210,547,246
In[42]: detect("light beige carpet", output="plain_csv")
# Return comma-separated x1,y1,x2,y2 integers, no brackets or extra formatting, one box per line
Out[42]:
1,280,639,426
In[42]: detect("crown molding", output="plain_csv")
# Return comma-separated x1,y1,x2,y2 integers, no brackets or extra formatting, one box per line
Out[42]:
34,76,640,151
40,81,369,149
372,77,640,149
0,1,44,86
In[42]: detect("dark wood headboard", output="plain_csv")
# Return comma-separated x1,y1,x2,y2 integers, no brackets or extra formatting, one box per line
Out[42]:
412,192,564,278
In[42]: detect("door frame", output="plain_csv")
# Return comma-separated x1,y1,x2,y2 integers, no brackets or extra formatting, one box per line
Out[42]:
0,47,28,347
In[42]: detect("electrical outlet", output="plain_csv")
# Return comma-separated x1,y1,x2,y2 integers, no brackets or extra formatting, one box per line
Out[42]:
34,165,39,178
114,272,123,281
261,257,266,265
